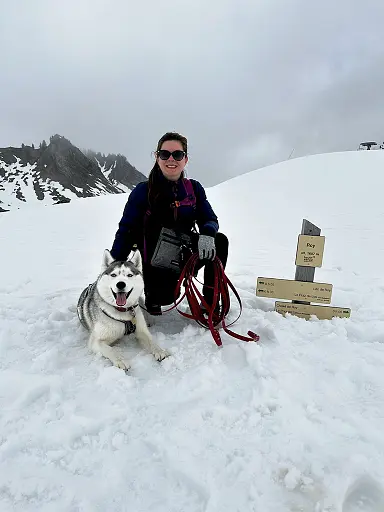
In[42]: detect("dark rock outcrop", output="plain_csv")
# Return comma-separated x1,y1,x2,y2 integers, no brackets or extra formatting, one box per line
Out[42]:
0,134,146,211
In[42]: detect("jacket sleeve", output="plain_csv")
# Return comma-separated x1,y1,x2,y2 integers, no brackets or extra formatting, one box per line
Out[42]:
110,182,148,261
192,180,219,237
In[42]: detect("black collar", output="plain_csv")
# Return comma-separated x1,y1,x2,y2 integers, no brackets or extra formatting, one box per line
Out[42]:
100,303,138,322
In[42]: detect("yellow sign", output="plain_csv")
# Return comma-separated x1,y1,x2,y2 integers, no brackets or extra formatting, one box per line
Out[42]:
295,235,325,267
256,277,332,304
275,301,351,320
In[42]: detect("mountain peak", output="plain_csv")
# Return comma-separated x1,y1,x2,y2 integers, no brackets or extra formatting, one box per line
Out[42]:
47,134,72,148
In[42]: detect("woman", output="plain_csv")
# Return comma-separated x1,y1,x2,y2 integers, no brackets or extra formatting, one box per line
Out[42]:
110,132,229,316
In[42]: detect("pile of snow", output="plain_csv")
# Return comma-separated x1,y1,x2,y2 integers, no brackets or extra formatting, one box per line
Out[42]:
1,150,384,511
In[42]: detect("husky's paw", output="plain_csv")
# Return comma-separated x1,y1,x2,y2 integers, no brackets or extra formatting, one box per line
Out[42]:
115,358,131,372
152,347,171,362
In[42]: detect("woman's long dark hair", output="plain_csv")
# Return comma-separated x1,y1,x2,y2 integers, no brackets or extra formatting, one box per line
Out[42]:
147,132,188,207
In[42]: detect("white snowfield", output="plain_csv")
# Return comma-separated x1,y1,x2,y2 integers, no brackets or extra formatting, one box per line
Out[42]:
1,150,384,511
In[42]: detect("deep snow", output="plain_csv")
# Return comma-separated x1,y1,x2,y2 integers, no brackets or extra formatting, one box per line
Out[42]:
1,150,384,511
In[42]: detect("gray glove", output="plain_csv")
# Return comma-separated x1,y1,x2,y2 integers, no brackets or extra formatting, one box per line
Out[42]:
198,235,216,261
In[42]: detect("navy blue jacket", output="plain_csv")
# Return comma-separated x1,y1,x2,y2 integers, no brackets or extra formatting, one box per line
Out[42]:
110,177,219,262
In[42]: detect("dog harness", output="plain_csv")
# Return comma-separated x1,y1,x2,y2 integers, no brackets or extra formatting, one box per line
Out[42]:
99,306,137,335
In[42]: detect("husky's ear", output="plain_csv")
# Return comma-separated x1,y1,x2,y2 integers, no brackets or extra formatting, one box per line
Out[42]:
129,249,142,273
101,249,115,272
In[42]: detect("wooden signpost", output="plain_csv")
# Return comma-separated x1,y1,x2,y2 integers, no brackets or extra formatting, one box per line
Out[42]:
274,302,351,320
256,278,332,304
256,219,351,320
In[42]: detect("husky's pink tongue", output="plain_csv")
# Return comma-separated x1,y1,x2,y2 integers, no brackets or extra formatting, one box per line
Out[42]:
116,292,127,307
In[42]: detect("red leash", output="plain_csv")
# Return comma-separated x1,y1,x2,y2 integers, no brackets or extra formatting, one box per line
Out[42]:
162,253,260,347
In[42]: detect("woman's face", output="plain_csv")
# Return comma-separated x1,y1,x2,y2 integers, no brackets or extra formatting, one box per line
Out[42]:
157,140,188,181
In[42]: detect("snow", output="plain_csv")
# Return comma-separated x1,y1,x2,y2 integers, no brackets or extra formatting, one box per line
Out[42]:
115,183,131,193
0,158,38,206
96,157,130,193
39,179,82,203
96,157,120,183
95,157,107,175
1,150,384,511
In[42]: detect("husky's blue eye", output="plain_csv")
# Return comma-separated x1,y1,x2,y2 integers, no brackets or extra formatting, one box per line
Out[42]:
127,274,133,278
111,273,117,278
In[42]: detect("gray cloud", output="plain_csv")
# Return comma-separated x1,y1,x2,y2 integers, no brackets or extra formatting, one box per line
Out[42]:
1,0,384,186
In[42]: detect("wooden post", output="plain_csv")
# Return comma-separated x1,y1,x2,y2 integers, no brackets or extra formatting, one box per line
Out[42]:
293,219,321,304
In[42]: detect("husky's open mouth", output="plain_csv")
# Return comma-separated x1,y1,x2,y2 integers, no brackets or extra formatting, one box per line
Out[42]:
112,287,133,307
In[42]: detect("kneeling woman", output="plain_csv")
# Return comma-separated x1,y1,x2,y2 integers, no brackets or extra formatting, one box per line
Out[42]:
110,132,229,315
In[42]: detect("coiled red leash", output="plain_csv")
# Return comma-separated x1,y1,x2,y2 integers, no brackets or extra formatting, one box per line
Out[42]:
163,253,260,347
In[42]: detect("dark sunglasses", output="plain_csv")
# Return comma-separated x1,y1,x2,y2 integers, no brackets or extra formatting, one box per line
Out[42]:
157,149,186,161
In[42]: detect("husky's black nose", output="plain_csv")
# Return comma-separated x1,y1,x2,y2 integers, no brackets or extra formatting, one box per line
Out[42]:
116,281,126,290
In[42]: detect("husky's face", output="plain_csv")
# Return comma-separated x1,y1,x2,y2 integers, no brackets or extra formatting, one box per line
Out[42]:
97,249,144,308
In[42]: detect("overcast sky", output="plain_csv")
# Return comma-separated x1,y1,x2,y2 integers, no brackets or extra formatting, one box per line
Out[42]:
1,0,384,186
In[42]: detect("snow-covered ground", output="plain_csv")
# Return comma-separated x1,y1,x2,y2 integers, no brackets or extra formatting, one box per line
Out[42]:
1,150,384,511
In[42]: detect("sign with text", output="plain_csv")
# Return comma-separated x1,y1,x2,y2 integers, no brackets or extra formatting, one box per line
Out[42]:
295,235,325,267
275,301,351,320
256,277,332,304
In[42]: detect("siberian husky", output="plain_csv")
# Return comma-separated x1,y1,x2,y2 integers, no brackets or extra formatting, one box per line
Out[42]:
77,249,169,371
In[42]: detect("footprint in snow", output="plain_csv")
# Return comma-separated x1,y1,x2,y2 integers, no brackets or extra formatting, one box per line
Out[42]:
342,475,384,512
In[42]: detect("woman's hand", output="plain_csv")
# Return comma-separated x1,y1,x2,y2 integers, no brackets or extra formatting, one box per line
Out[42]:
198,235,216,260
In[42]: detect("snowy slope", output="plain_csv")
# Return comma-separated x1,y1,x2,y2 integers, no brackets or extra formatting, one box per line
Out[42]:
1,150,384,511
0,155,125,211
0,157,82,210
0,137,145,212
95,157,131,193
